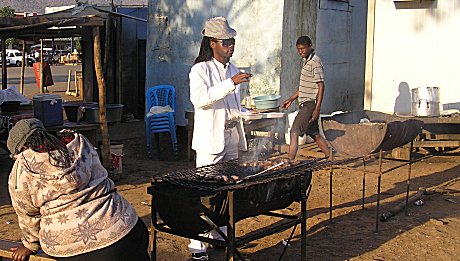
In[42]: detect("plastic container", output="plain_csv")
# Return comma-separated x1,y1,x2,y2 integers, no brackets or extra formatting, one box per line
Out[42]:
252,95,281,110
83,104,124,123
33,94,63,126
63,102,97,122
110,141,124,175
411,87,440,117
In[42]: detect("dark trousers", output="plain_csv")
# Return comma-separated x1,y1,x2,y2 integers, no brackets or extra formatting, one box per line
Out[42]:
56,218,150,261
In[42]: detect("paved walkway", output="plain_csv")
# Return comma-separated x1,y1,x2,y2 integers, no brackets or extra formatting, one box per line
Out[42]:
2,63,83,102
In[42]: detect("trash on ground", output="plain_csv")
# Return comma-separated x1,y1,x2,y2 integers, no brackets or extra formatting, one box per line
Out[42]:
444,198,458,204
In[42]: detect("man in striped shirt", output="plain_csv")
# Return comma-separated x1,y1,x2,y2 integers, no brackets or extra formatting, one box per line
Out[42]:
281,36,330,160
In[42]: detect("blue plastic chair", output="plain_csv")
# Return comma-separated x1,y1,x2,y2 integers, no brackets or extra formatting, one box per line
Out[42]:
145,85,178,159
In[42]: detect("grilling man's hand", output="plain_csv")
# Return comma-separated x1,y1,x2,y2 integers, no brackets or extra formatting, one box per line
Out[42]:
231,72,252,85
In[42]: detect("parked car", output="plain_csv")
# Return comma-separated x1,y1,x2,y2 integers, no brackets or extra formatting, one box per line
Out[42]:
6,49,35,67
0,54,10,66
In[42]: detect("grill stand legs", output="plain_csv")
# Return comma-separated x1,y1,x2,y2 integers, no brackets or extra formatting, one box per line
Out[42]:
148,171,311,261
149,192,158,260
375,150,383,232
329,149,334,222
227,191,235,261
201,177,309,261
199,214,245,260
300,171,308,261
327,141,417,233
405,141,414,216
362,157,367,209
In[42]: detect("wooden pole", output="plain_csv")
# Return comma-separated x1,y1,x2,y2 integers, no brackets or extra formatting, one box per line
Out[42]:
40,39,44,93
93,26,111,169
20,40,26,94
1,38,7,90
103,15,111,77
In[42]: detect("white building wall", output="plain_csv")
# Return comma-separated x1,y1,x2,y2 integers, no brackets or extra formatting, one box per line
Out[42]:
147,0,284,126
317,0,367,113
370,0,460,114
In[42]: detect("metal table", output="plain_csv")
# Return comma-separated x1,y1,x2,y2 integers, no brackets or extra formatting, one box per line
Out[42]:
46,121,99,146
242,111,286,155
184,110,286,161
1,111,99,151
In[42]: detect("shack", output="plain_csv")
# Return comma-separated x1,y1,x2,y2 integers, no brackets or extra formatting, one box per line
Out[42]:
0,4,145,166
0,4,147,118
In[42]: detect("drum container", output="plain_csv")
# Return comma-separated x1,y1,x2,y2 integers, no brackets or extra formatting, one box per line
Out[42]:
411,87,440,117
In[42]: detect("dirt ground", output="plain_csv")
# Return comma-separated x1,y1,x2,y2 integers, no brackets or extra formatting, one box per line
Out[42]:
1,120,460,261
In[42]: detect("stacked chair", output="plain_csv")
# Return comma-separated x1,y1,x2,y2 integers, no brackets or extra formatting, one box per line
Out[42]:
145,85,178,159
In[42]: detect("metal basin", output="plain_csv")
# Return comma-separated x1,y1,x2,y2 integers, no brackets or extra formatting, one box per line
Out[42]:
321,110,424,157
82,104,124,123
63,102,97,122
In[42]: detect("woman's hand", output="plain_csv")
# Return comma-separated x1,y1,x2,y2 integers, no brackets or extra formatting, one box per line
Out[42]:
231,72,252,85
10,244,35,261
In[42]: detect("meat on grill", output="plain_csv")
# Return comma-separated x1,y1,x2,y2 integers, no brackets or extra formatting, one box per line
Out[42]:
241,157,300,170
201,158,300,183
203,174,240,182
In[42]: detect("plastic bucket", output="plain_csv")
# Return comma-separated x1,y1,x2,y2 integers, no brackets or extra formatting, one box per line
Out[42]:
110,141,124,175
252,95,281,110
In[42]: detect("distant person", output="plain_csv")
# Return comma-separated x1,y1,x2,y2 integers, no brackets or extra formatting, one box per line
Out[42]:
34,50,40,61
281,36,330,160
7,118,150,261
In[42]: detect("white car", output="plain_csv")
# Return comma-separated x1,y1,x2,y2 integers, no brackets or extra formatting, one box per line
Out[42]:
0,54,10,66
6,49,35,67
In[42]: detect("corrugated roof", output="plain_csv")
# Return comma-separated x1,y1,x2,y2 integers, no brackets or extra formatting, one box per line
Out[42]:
0,5,109,39
1,0,147,14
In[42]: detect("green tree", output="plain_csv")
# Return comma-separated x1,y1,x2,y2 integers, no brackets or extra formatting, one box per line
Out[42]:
0,6,17,47
75,38,82,52
0,6,15,16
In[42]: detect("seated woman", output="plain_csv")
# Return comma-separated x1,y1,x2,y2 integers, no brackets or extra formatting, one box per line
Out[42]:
6,118,150,261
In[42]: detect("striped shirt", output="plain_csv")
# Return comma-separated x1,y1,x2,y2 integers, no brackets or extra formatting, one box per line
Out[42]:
298,53,324,104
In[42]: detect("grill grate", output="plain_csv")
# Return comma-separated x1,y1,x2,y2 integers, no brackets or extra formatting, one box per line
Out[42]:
157,158,330,191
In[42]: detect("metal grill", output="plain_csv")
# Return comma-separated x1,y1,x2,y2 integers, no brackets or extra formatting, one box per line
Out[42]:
148,159,317,261
158,158,329,191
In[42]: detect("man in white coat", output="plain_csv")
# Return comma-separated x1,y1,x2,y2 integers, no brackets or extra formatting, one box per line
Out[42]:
188,16,252,260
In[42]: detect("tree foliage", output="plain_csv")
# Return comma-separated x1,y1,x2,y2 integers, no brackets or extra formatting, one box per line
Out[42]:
0,6,16,47
0,6,15,17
